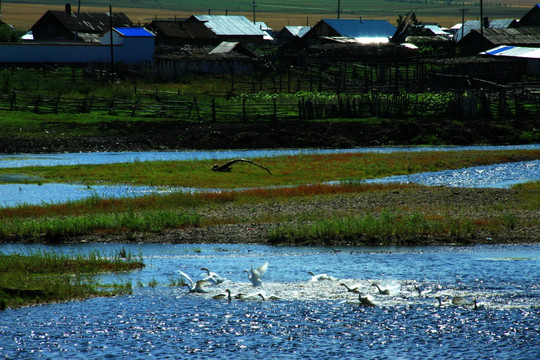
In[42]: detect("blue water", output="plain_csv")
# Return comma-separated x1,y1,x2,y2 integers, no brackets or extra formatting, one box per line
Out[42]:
1,144,538,168
1,243,539,359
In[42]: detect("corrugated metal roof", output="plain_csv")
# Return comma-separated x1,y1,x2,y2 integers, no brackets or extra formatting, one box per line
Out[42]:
209,41,240,54
145,20,216,40
254,22,272,31
192,15,265,36
285,26,311,37
483,45,540,58
38,10,133,33
322,19,396,39
480,27,540,45
423,25,449,36
115,27,154,37
454,18,515,42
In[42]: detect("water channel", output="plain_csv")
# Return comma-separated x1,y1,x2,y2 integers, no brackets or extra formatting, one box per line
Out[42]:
1,145,538,358
0,145,539,208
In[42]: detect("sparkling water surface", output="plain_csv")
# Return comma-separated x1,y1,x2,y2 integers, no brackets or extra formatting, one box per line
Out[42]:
0,145,539,207
1,243,539,359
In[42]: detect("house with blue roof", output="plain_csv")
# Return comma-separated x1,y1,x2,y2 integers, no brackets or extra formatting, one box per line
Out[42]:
303,18,397,45
101,27,155,63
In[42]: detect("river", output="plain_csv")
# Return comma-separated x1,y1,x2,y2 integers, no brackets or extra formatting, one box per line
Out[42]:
0,145,539,208
0,243,539,359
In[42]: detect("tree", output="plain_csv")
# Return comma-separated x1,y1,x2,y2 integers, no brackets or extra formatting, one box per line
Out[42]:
0,23,25,43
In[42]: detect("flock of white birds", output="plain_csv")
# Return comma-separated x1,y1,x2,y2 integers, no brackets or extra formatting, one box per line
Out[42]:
176,261,486,309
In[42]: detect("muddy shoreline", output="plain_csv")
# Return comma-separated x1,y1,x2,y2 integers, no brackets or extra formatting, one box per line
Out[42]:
1,118,536,154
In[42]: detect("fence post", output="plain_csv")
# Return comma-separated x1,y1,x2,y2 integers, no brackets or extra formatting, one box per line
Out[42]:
212,98,216,122
109,97,116,115
88,95,94,113
273,96,277,121
54,95,60,114
242,97,246,122
193,97,201,122
10,91,16,111
288,67,291,93
33,94,41,113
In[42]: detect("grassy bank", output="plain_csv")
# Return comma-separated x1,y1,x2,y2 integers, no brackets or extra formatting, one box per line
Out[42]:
0,150,538,242
1,150,538,188
0,249,144,309
0,181,538,244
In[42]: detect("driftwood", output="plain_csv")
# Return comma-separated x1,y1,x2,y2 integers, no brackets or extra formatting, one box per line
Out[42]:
212,158,272,175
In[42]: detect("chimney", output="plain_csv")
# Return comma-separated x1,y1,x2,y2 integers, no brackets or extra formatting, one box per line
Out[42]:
483,17,489,29
65,3,72,15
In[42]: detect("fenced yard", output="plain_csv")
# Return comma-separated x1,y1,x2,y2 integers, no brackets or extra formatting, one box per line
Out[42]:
1,63,540,122
2,88,540,122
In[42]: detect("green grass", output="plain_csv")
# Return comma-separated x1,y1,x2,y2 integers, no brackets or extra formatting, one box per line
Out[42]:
1,150,538,188
0,248,144,309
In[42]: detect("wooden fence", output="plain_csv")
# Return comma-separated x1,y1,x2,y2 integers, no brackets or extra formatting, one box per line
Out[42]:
2,89,540,122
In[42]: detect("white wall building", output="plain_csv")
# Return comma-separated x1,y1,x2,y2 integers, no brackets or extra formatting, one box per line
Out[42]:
0,27,154,64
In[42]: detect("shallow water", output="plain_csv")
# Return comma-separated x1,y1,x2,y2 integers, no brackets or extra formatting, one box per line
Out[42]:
1,144,538,168
1,243,539,359
0,146,539,208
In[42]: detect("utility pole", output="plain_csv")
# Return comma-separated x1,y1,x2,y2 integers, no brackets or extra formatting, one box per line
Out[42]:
337,0,341,19
75,0,81,41
252,0,257,24
109,5,114,79
460,8,468,40
480,0,484,36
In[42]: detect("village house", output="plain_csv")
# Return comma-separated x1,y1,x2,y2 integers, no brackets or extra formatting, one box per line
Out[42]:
30,4,134,43
254,21,275,43
459,27,540,56
0,27,154,64
482,45,540,76
154,40,261,80
302,18,397,45
144,19,218,47
276,26,311,46
187,15,266,46
453,18,516,43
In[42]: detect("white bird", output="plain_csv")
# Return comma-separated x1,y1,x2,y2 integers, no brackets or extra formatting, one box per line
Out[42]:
372,283,391,295
235,291,264,300
451,296,474,307
340,282,361,293
308,271,338,282
212,289,232,301
178,270,209,293
200,267,226,285
257,292,282,301
358,293,377,307
244,261,268,287
436,296,473,307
